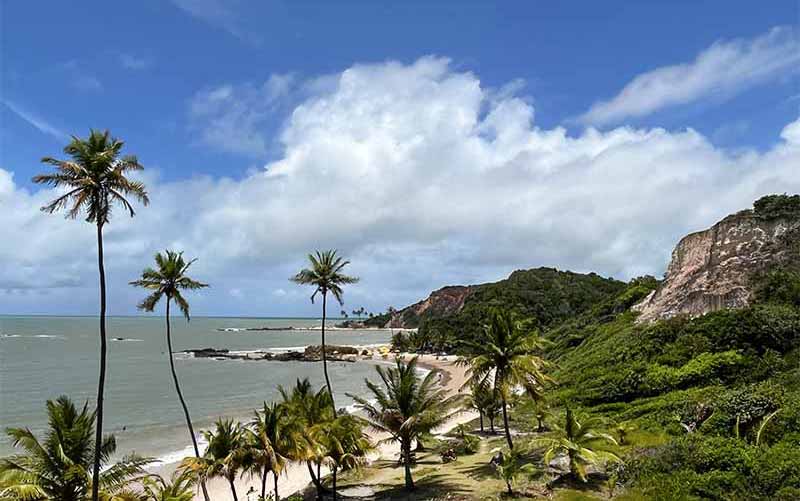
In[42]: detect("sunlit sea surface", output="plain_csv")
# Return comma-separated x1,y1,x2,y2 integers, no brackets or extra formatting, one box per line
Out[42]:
0,316,392,463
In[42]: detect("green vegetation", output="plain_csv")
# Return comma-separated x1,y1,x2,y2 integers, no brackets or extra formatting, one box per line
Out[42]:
130,250,211,501
349,357,463,491
32,130,149,501
291,250,360,413
402,268,628,352
0,396,150,501
753,193,800,219
459,309,552,449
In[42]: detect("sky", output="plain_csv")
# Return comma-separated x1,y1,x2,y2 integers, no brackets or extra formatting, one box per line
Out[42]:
1,1,799,317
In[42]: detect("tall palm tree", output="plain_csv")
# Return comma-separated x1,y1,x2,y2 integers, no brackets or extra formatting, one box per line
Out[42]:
130,250,209,500
182,419,246,501
320,415,372,500
459,309,551,449
278,379,334,500
0,396,149,501
33,130,149,501
246,402,308,501
468,380,501,434
291,250,359,414
533,408,619,482
349,357,463,491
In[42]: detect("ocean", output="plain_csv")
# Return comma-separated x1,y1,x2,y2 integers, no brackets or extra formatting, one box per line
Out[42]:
0,316,393,465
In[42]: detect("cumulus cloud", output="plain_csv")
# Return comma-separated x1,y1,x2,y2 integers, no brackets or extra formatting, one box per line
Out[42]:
2,57,799,315
580,27,800,125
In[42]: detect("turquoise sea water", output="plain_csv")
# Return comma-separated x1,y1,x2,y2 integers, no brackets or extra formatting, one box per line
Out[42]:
0,316,391,463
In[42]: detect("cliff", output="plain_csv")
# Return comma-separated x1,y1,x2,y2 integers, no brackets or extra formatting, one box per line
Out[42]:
633,195,800,323
385,285,475,328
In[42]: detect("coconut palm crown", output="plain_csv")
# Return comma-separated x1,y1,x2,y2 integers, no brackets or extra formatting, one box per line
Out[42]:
533,408,620,482
130,251,208,319
33,129,149,224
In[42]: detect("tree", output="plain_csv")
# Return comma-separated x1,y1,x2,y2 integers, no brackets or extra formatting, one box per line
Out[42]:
533,408,619,482
469,380,501,434
291,250,359,413
182,419,246,501
319,415,372,500
139,469,196,501
246,402,307,501
493,448,537,496
33,130,149,501
459,309,551,449
278,379,334,500
130,250,210,501
0,396,149,501
349,357,463,491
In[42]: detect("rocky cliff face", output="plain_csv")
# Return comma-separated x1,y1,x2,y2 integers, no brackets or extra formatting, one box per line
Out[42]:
634,202,799,323
386,285,475,328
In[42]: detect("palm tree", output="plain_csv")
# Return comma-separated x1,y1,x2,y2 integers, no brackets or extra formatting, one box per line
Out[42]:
0,396,149,501
130,250,209,500
246,402,308,501
139,470,197,501
320,415,372,500
278,379,334,499
493,448,537,496
291,250,359,414
182,419,246,501
468,380,501,434
349,357,462,491
33,130,149,501
459,309,551,449
533,408,619,482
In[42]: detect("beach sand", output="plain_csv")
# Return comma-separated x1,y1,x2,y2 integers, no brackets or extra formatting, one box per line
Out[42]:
177,353,475,500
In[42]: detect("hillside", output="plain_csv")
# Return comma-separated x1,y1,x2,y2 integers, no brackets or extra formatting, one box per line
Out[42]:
385,267,627,350
532,195,800,499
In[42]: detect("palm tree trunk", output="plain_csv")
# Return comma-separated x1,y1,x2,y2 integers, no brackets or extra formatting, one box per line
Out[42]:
165,298,211,501
403,439,414,491
501,397,513,449
332,466,337,501
490,416,496,433
91,222,106,501
321,291,337,416
228,477,238,501
307,461,326,499
274,471,279,501
479,411,484,432
261,465,268,499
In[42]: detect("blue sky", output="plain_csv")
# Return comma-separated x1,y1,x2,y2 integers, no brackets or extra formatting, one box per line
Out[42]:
1,1,799,316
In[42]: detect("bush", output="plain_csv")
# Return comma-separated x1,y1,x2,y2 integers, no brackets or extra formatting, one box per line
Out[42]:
643,351,747,394
753,193,800,219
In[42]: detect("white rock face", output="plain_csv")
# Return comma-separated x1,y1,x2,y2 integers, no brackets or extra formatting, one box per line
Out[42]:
633,211,799,323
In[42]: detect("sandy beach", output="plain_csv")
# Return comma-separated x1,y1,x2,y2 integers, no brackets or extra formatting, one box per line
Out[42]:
147,352,475,500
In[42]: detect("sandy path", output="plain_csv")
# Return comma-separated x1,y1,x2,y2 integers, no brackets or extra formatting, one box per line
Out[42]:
194,354,475,500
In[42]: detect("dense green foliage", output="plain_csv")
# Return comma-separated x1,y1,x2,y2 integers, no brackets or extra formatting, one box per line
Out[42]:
401,268,627,351
537,270,800,500
753,193,800,219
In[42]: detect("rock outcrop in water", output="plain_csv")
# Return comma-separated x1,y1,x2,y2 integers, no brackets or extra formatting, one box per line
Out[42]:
634,195,800,323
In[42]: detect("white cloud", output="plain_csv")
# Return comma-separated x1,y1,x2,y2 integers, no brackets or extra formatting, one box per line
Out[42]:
2,57,799,315
580,27,800,125
170,0,261,44
188,74,295,156
2,100,68,140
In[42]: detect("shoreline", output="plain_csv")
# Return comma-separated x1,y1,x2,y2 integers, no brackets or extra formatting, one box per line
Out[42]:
144,351,472,500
